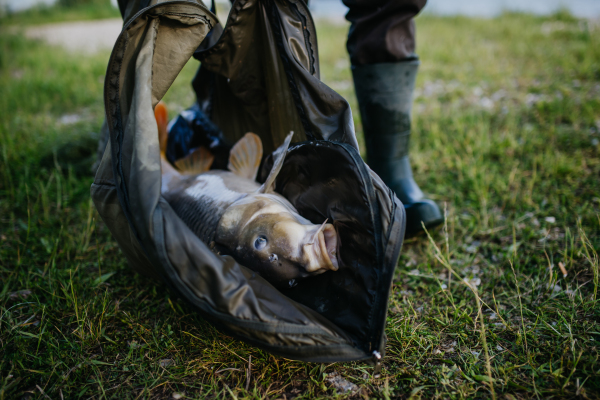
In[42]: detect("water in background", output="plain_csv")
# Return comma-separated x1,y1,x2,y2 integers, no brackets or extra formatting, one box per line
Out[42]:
1,0,54,12
424,0,600,18
308,0,600,20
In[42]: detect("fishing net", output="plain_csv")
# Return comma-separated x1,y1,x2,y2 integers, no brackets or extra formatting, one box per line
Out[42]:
91,0,405,363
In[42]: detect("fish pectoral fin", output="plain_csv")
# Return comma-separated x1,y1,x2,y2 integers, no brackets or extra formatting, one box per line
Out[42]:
228,132,263,180
154,101,169,155
174,146,214,175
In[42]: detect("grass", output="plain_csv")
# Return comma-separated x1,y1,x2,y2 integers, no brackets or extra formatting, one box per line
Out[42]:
1,7,600,400
0,2,120,26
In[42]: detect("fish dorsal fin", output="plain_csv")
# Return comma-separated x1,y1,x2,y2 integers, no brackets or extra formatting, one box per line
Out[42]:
174,146,214,175
258,131,294,194
154,101,169,155
228,132,263,180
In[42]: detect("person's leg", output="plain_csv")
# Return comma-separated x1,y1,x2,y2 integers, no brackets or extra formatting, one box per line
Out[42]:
343,0,443,236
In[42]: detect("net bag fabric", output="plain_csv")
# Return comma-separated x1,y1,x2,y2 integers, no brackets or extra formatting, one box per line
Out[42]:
91,0,406,363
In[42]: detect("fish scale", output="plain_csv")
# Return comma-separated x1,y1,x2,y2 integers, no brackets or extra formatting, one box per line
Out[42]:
164,172,253,245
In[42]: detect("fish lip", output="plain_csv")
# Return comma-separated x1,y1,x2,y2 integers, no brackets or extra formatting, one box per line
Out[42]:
321,224,339,270
304,223,339,273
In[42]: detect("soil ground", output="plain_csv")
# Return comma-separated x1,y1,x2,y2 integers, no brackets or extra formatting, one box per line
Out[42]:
24,18,122,54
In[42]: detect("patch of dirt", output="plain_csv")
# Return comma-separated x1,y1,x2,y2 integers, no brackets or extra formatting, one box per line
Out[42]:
25,19,122,54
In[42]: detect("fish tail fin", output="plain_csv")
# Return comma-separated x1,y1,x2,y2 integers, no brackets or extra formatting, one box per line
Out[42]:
154,101,169,155
174,146,214,175
228,132,263,180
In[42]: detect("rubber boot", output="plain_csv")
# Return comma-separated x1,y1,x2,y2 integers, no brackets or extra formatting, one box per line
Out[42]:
352,59,443,236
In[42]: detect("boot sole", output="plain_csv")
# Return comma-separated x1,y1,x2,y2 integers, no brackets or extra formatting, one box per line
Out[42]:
404,199,444,237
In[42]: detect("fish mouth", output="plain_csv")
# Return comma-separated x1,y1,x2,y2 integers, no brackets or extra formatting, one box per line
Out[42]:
304,222,339,273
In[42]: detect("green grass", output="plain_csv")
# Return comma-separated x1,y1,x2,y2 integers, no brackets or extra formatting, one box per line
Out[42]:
0,2,120,26
1,9,600,399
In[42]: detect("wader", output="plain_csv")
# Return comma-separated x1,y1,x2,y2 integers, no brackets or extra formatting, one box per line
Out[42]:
345,0,444,235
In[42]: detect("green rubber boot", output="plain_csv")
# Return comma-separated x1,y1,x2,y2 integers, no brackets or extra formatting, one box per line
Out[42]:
352,59,443,236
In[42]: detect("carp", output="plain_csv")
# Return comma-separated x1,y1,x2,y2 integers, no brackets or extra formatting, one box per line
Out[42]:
155,103,339,288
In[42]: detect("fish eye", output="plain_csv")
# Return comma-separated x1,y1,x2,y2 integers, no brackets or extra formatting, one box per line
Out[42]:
254,235,268,250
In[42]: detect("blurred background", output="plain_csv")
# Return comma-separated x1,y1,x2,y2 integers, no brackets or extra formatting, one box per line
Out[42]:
3,0,600,17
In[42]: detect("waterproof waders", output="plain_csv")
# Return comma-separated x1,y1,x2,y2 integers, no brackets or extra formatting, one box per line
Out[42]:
352,60,443,235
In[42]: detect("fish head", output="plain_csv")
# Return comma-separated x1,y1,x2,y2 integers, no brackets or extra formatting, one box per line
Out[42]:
215,193,339,288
